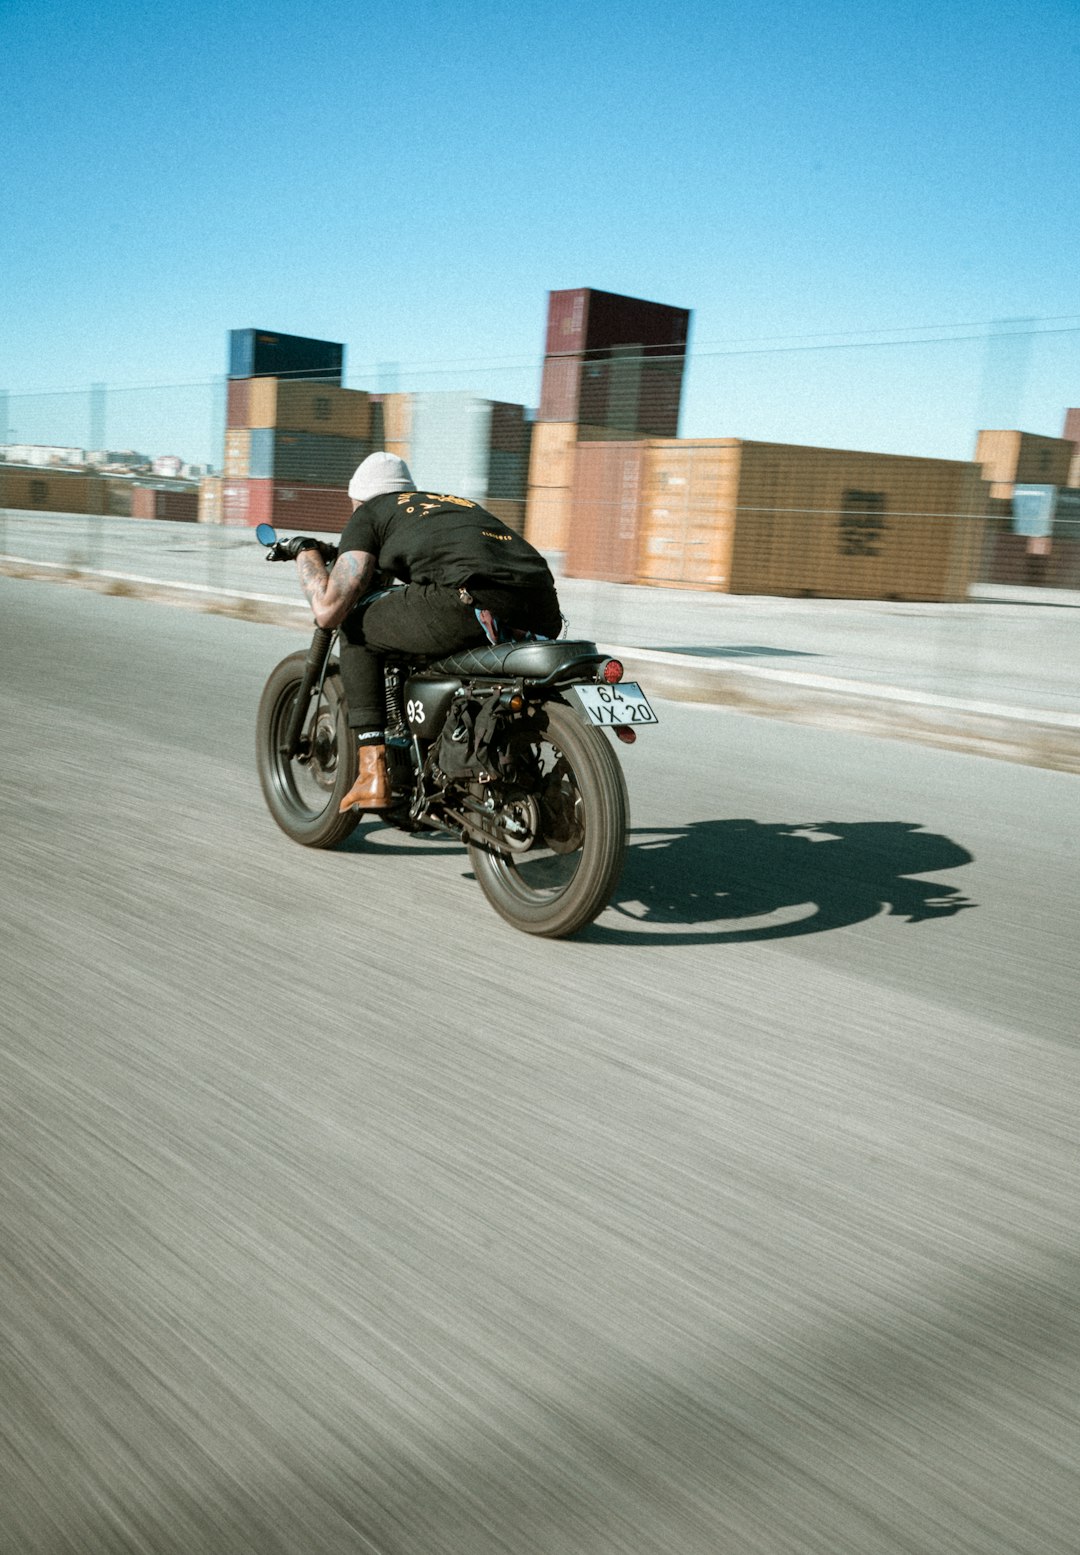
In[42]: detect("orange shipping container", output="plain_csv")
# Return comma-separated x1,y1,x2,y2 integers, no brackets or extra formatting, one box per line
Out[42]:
637,439,739,587
524,485,573,555
527,421,577,490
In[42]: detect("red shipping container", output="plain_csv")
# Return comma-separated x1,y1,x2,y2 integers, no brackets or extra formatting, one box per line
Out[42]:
565,441,648,583
221,478,350,533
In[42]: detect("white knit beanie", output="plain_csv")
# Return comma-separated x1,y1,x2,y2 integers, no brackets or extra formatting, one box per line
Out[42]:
347,451,415,504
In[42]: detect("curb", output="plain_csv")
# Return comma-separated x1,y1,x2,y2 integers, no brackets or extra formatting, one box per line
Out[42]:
4,554,1079,774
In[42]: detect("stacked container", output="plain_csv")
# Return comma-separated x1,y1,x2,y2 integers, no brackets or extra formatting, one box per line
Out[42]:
527,288,691,555
223,377,372,532
974,430,1074,498
228,329,343,384
374,392,531,531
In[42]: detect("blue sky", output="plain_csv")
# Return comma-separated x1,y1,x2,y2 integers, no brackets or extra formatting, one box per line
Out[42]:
3,0,1078,464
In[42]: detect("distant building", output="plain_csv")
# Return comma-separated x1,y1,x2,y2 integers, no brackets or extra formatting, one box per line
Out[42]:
1,443,85,467
151,455,184,478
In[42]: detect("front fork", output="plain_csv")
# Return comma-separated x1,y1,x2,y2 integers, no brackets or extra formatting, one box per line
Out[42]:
281,626,336,760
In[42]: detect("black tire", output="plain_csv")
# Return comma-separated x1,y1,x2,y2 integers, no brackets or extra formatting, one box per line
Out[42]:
468,699,629,938
255,652,361,848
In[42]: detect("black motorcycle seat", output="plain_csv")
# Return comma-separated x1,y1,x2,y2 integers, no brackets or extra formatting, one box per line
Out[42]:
420,638,605,681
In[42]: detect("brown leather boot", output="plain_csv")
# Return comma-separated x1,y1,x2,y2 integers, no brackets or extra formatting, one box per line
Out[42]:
339,743,391,812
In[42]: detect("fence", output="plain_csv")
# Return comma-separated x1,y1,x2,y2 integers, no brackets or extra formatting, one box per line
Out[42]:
2,331,1078,596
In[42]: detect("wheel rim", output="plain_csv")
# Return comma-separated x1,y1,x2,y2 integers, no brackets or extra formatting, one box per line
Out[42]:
267,682,340,822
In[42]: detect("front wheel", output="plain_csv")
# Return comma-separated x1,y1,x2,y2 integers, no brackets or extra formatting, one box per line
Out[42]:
468,700,629,938
255,652,361,848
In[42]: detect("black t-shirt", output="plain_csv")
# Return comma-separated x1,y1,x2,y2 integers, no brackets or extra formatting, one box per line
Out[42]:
339,491,554,593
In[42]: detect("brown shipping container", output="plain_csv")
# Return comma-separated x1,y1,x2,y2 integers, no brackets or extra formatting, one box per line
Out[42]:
528,421,577,491
224,429,251,477
0,468,107,514
246,378,372,439
637,440,740,588
227,378,251,429
525,485,573,555
730,443,986,601
565,441,648,583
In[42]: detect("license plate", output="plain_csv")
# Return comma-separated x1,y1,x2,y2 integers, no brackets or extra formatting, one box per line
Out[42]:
573,682,658,727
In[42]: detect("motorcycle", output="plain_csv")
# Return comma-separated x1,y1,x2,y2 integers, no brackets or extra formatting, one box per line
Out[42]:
253,524,659,939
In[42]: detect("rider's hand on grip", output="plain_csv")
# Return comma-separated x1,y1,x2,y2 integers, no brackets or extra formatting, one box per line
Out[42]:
266,536,338,564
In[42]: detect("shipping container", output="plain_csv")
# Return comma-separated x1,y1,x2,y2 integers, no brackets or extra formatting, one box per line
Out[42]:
527,421,577,491
539,354,583,422
246,429,369,484
489,401,530,455
543,289,690,358
484,497,527,535
132,486,198,522
0,468,107,514
637,440,740,587
221,479,351,533
565,441,648,583
975,429,1074,497
198,476,224,524
729,442,987,601
228,329,343,383
524,485,573,555
224,429,252,477
1012,484,1056,538
105,479,133,516
486,447,527,500
408,392,494,500
378,392,414,447
1052,487,1080,540
244,378,371,439
226,378,251,429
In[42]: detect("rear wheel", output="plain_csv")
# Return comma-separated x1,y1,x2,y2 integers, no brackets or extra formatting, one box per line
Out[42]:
468,700,629,938
255,652,361,848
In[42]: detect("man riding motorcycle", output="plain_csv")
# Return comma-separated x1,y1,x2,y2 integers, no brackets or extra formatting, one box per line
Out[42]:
284,451,562,812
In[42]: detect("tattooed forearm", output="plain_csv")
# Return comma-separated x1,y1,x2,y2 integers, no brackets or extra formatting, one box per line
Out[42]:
297,549,328,608
296,546,378,628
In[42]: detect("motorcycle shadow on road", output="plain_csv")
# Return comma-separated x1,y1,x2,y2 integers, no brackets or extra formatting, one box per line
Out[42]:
583,819,976,947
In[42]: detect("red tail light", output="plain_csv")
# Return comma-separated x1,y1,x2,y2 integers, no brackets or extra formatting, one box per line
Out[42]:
614,726,636,745
601,659,624,684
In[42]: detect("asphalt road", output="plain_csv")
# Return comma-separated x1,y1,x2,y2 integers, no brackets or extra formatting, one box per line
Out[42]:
2,575,1079,1554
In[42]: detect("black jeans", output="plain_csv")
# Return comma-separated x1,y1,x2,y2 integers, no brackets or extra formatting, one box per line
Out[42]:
338,580,561,734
